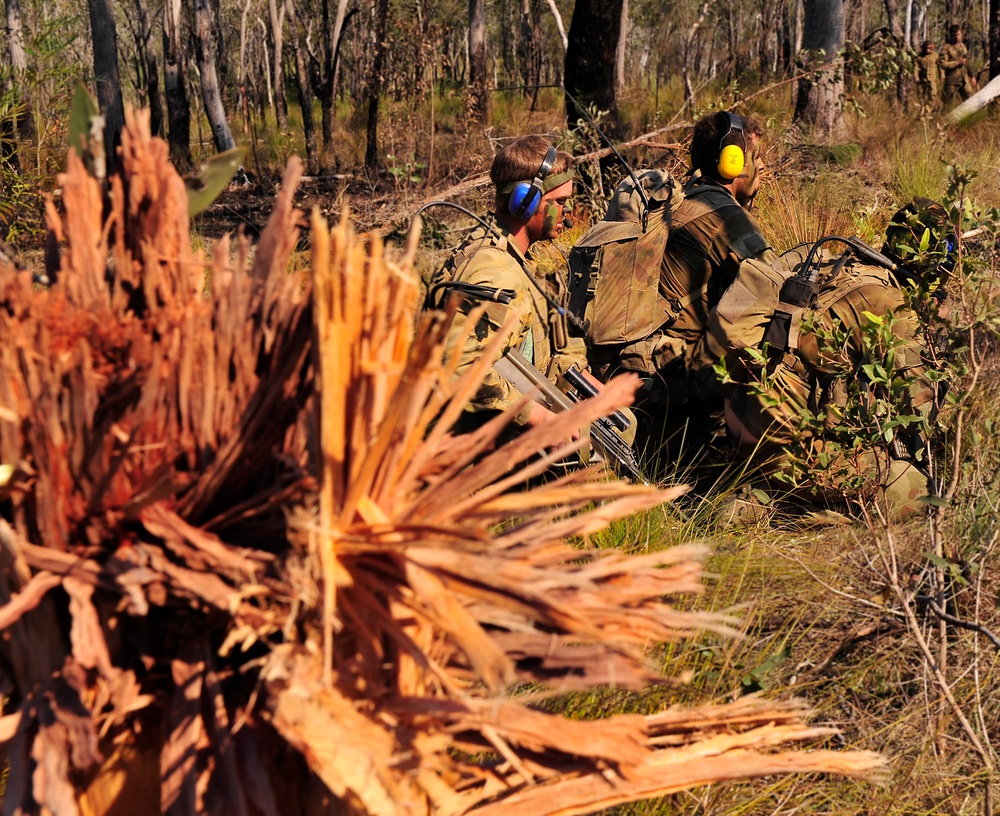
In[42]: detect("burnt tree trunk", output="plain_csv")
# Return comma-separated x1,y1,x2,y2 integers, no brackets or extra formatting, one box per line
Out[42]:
991,0,1000,79
286,0,318,174
564,0,622,134
134,0,164,137
365,0,390,169
163,0,192,169
89,0,127,175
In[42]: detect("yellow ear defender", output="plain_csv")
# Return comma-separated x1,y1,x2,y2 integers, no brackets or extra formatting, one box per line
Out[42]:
717,112,746,180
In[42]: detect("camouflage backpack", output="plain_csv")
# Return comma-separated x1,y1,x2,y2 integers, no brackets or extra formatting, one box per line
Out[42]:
708,243,889,359
566,169,684,346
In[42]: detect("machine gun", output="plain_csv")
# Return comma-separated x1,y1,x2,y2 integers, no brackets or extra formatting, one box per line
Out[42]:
492,350,646,483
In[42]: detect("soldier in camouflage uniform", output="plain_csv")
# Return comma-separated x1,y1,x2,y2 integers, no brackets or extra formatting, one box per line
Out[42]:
712,200,955,520
915,40,942,113
429,135,589,432
594,111,776,463
941,25,974,106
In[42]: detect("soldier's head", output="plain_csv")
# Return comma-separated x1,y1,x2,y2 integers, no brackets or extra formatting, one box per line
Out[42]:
689,111,765,205
921,40,935,55
948,24,963,44
882,198,956,287
491,136,575,242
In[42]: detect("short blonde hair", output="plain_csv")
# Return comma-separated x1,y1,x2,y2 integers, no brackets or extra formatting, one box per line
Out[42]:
491,136,574,211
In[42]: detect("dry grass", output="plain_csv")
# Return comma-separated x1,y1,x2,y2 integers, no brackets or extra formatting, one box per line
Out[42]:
0,110,889,815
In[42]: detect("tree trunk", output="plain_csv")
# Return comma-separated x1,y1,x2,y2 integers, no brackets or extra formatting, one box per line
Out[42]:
545,0,569,52
5,0,33,142
194,0,236,152
793,0,845,141
991,0,1000,79
286,0,318,174
163,0,192,169
519,0,541,108
365,0,390,169
239,0,252,133
565,0,623,134
683,1,712,113
269,0,288,129
467,0,489,126
321,0,353,151
89,0,127,176
615,0,628,93
134,0,164,137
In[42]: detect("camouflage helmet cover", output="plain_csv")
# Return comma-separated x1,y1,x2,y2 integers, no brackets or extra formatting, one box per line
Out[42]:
882,198,956,283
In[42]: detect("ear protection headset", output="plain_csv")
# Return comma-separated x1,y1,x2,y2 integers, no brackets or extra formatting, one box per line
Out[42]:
508,145,558,220
717,112,748,181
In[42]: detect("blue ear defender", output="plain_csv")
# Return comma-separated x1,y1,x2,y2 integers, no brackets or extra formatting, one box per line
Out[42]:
717,112,747,181
508,146,558,220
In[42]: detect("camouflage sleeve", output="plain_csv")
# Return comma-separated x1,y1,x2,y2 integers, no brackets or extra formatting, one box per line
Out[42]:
445,249,535,419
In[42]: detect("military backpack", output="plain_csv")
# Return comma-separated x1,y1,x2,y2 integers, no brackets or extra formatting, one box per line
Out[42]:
566,169,685,346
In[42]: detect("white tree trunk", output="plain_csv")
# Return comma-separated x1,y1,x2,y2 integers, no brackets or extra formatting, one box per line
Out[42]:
194,0,236,151
615,0,628,93
545,0,568,51
948,73,1000,122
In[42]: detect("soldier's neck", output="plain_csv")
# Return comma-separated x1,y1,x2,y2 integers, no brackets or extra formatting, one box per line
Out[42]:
495,215,532,254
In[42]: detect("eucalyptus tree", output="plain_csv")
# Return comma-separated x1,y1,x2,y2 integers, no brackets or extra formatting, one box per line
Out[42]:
194,0,236,152
794,0,846,140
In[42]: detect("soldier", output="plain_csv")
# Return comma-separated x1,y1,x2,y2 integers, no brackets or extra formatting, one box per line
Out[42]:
428,135,589,433
915,40,942,113
941,25,975,106
590,111,776,464
710,200,955,521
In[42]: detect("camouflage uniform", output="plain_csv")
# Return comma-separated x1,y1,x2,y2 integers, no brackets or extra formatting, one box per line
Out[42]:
941,41,971,104
590,173,774,462
915,50,942,111
714,249,934,519
433,226,588,426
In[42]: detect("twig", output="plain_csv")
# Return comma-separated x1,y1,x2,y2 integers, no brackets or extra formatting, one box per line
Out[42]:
924,600,1000,651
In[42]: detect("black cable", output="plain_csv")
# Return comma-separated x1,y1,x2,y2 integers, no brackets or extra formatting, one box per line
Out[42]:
413,200,588,335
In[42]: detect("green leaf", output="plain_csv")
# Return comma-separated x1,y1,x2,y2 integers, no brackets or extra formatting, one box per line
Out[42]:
923,552,950,570
740,644,791,692
917,495,949,507
185,147,247,217
68,83,100,158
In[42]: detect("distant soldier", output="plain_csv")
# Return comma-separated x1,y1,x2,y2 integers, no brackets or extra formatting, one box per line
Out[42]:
586,111,775,464
941,25,975,105
915,40,942,112
709,200,955,520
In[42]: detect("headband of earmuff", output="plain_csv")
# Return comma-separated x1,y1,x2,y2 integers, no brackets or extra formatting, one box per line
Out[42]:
504,145,558,220
717,112,747,181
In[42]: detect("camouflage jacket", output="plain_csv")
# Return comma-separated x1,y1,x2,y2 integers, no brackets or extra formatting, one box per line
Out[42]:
916,52,941,93
432,225,588,423
940,42,969,86
615,175,774,376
